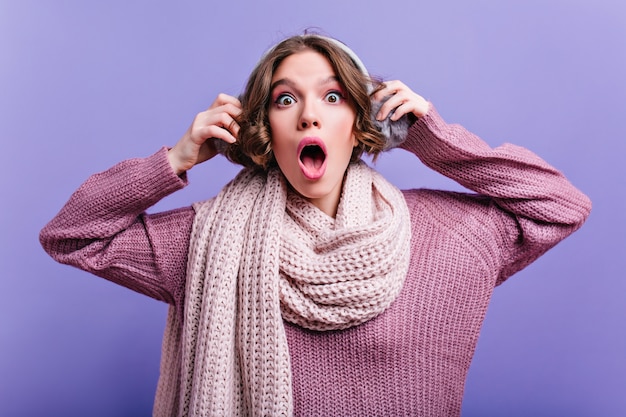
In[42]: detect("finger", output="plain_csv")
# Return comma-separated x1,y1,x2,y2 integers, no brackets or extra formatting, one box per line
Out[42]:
211,111,240,139
227,118,240,138
223,102,243,120
194,103,241,132
188,118,237,147
388,101,415,121
209,93,242,110
375,93,409,121
372,80,406,102
209,103,243,125
199,124,238,144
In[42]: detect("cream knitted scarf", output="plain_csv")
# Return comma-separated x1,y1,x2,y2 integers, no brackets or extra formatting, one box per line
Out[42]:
153,161,411,416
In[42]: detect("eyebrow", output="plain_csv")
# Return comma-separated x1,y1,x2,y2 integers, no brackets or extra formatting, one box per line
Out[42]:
270,76,340,93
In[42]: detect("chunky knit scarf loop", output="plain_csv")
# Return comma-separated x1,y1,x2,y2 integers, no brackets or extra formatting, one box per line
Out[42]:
154,161,411,416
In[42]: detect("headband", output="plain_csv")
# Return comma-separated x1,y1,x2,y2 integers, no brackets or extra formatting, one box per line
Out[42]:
253,34,372,91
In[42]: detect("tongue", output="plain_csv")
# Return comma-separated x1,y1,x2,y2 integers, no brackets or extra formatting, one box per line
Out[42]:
302,154,324,170
301,146,325,171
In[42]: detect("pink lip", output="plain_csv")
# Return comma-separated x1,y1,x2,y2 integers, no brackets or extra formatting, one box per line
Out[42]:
297,137,327,180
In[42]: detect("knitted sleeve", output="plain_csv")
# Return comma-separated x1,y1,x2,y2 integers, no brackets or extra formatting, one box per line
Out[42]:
400,105,592,284
39,147,195,305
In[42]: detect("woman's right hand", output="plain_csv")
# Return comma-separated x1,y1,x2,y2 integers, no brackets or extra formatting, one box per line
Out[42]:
167,93,242,175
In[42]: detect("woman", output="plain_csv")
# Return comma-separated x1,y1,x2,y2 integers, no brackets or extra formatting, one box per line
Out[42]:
40,34,591,416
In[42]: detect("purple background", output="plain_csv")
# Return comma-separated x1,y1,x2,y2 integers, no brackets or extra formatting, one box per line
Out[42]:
1,1,624,416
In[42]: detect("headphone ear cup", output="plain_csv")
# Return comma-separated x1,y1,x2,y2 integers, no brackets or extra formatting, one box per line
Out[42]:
211,137,230,154
371,96,413,151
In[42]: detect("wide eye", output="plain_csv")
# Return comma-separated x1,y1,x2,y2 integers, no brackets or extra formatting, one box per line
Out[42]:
276,94,295,107
325,91,344,104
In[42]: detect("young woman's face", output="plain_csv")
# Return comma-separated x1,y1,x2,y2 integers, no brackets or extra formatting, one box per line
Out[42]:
268,50,357,217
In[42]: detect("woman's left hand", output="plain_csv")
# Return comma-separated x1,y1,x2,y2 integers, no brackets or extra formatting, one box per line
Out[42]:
372,80,430,121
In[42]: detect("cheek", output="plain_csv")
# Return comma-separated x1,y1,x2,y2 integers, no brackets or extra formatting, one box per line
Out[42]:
268,113,279,135
268,111,294,142
342,111,357,144
345,118,358,148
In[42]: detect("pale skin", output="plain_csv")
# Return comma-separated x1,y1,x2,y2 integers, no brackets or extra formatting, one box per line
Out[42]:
267,51,358,217
167,51,430,217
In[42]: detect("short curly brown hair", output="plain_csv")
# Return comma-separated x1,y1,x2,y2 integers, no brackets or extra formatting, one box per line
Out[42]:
223,35,386,169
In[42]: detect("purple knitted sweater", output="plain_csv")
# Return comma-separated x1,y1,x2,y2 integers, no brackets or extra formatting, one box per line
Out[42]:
40,106,591,416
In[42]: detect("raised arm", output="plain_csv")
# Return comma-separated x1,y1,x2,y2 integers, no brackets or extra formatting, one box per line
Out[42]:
40,94,243,305
374,81,591,283
39,148,195,304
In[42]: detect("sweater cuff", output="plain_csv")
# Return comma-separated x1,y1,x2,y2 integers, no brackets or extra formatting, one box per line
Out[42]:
154,146,188,185
134,147,188,207
399,104,449,152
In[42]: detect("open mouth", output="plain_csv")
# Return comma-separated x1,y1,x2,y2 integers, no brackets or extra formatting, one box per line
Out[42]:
298,137,327,180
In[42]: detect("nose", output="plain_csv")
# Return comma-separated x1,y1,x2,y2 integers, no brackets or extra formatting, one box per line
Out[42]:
298,99,320,130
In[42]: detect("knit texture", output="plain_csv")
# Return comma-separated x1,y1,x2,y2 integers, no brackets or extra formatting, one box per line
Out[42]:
39,105,592,416
154,162,410,416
